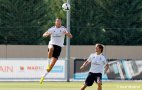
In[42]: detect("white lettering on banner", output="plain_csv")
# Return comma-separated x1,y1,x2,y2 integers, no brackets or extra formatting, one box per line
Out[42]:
0,66,13,72
0,58,66,80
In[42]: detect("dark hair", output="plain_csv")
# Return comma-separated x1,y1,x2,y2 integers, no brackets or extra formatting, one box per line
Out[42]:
56,17,62,20
96,43,104,53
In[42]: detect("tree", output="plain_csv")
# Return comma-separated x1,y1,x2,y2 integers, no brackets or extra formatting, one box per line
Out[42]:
0,0,49,44
96,0,142,45
1,0,142,45
70,0,102,45
70,0,142,45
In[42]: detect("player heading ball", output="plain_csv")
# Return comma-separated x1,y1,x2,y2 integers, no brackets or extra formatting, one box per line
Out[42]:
40,18,72,84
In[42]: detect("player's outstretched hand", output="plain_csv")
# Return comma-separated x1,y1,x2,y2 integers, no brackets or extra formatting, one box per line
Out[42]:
63,31,68,34
63,31,73,38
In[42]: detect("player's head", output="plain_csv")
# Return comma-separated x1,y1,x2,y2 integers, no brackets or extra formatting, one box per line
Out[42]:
55,18,62,28
95,43,104,53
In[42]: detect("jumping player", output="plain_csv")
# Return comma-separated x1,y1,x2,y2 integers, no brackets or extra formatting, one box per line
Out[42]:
40,18,72,84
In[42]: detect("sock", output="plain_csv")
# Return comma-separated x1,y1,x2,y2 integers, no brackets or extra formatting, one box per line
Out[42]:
42,71,48,78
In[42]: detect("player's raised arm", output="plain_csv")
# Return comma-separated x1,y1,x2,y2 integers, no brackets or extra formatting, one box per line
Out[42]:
80,59,90,70
104,63,109,73
42,31,52,38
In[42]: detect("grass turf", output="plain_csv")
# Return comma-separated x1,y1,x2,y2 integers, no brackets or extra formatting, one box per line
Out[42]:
0,81,141,90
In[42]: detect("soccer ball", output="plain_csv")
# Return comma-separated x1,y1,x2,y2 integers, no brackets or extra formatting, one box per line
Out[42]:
62,3,70,11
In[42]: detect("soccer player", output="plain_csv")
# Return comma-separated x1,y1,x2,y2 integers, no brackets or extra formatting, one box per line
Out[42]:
80,43,109,90
40,18,72,84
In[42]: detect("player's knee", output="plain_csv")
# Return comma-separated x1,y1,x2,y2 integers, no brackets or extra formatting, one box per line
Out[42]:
48,54,52,58
49,48,54,52
48,48,54,58
48,45,54,51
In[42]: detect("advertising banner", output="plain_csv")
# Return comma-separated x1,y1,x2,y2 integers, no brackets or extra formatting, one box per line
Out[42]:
0,58,65,81
74,59,142,80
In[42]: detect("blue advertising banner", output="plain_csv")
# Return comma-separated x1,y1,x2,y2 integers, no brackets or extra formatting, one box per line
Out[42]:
74,59,142,80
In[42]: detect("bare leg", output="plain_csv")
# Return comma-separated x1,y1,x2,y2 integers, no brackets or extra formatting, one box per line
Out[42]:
80,84,87,90
47,57,58,72
97,83,102,90
48,45,54,59
40,57,58,84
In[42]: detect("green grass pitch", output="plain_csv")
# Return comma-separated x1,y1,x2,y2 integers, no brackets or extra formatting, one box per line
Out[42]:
0,81,141,90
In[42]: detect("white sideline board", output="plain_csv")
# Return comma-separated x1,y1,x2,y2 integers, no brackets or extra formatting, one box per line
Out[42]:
0,58,66,81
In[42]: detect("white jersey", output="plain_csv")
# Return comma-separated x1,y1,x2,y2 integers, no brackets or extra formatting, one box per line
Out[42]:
47,26,67,47
87,53,107,73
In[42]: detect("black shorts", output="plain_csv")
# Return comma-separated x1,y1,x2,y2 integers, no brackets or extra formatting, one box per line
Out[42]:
85,72,102,86
48,44,62,59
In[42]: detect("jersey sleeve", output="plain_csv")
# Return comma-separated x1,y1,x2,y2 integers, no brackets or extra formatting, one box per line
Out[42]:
63,27,68,33
87,54,92,62
47,28,53,33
